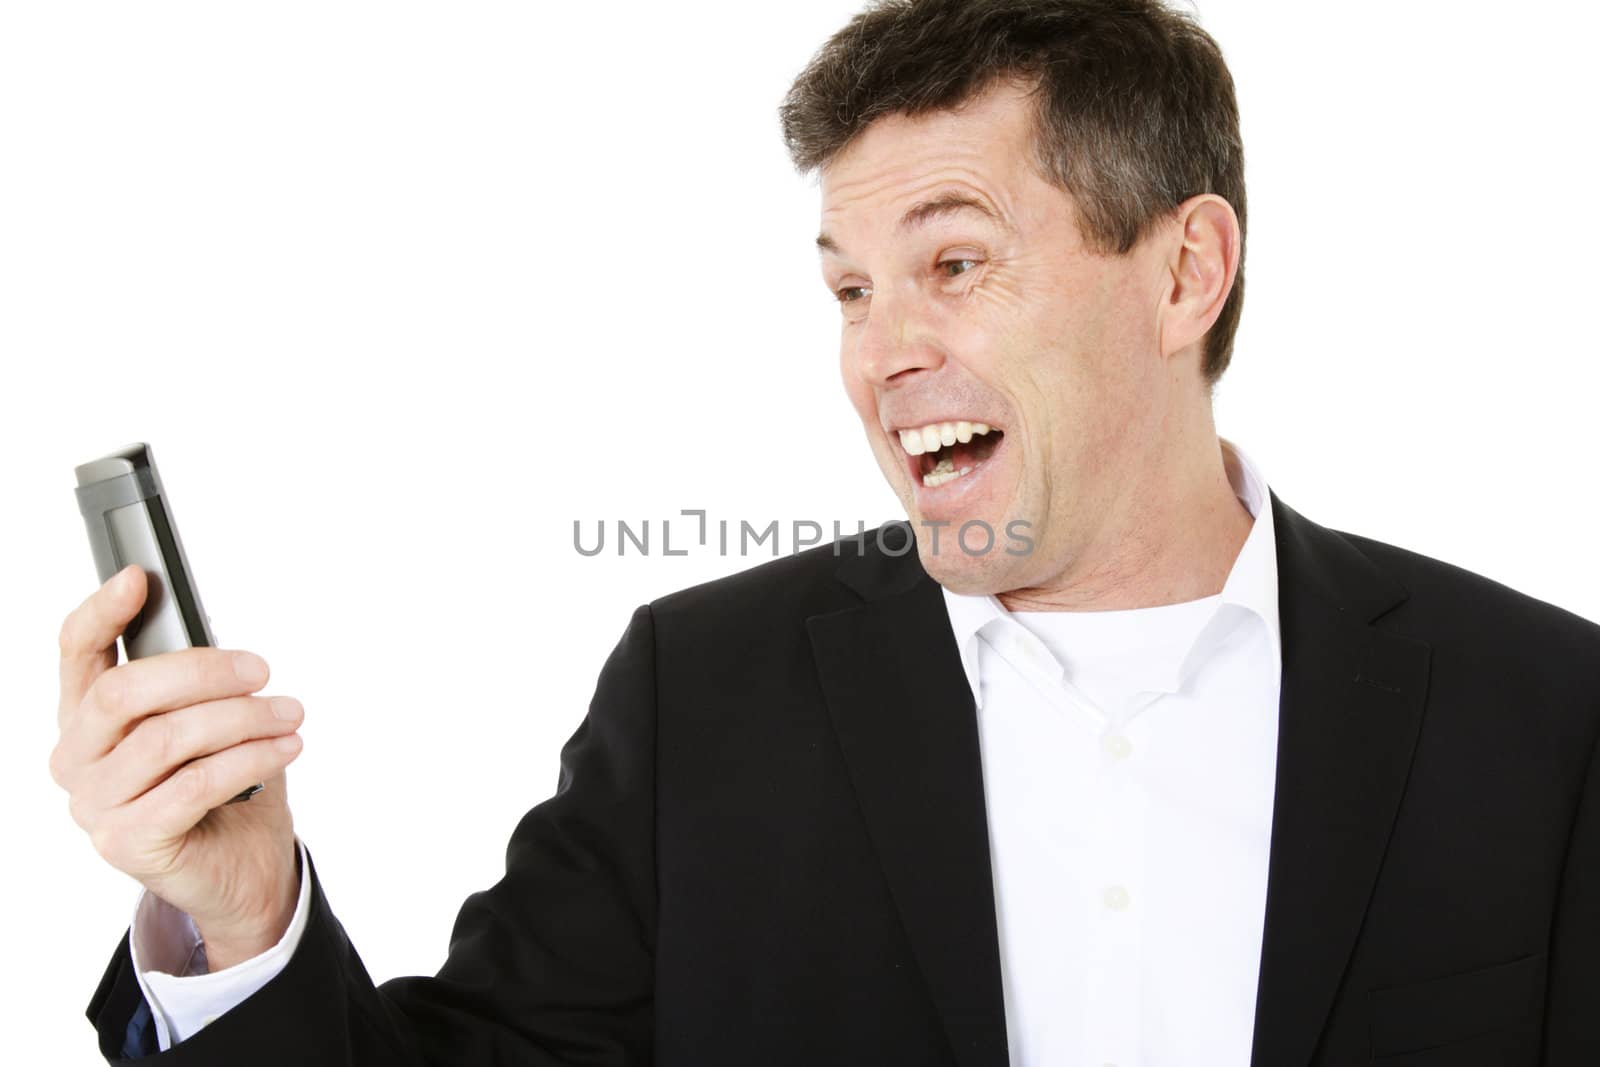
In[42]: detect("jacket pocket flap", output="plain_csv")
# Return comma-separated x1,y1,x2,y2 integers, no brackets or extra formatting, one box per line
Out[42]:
1369,951,1543,1057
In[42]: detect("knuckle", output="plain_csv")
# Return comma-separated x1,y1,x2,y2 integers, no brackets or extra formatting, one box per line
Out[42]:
186,649,232,697
88,671,124,718
47,746,66,789
148,712,185,770
211,647,241,684
68,792,92,832
57,613,79,656
175,762,209,806
88,822,118,863
185,649,215,689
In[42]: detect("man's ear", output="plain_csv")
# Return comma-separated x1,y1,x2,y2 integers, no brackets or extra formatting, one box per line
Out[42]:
1159,194,1240,361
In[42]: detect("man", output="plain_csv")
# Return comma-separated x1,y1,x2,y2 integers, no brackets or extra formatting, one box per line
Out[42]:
55,0,1599,1063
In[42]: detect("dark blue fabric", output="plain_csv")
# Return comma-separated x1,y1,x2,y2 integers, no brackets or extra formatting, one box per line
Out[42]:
120,997,159,1059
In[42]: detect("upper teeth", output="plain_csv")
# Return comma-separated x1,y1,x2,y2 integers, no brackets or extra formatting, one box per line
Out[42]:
897,421,992,456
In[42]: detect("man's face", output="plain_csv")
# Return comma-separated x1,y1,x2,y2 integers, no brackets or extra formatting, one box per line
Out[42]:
817,79,1179,595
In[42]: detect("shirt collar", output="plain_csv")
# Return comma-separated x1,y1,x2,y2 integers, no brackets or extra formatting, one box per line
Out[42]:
940,436,1281,710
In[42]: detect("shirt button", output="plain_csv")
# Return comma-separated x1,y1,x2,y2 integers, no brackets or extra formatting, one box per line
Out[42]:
201,1014,219,1028
1100,733,1132,759
1103,885,1131,911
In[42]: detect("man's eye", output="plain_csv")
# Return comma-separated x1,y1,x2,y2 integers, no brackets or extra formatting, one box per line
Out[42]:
941,258,979,277
836,286,870,304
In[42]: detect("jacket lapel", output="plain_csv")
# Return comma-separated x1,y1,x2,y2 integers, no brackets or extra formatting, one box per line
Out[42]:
804,491,1432,1067
806,524,1010,1067
1248,491,1432,1067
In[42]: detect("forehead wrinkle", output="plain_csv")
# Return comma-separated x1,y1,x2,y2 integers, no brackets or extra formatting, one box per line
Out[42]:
818,165,1019,259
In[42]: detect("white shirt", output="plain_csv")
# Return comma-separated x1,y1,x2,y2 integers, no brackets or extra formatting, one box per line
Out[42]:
130,837,312,1048
945,435,1281,1066
135,436,1282,1065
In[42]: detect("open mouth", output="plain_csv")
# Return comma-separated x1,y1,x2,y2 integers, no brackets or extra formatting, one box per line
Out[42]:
895,420,1005,489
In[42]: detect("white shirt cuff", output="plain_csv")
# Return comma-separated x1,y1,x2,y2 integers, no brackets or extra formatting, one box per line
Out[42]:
128,837,312,1050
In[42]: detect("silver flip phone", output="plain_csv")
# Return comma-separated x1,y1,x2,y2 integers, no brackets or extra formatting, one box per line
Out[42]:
74,443,262,804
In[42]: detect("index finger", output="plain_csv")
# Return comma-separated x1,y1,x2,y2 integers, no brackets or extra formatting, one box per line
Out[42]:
58,564,146,719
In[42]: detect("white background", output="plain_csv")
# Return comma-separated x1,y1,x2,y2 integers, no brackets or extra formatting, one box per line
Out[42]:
2,2,1596,1061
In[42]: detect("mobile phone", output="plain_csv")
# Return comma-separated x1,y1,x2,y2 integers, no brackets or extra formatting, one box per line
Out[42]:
74,443,262,804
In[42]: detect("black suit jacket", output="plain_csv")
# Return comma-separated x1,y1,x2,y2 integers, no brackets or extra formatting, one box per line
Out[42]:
87,491,1600,1065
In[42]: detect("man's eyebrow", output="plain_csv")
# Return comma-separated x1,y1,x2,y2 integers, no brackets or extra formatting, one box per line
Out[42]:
815,192,1005,255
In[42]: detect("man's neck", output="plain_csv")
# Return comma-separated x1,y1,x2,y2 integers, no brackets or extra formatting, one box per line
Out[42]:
996,433,1254,613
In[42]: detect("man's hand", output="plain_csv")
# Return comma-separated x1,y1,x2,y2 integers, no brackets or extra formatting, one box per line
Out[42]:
51,564,305,970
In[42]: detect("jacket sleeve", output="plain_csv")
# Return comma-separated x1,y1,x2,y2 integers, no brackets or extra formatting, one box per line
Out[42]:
1541,685,1600,1063
86,603,660,1067
133,838,312,1049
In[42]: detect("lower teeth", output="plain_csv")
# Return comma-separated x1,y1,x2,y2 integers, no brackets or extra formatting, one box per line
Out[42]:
923,462,973,488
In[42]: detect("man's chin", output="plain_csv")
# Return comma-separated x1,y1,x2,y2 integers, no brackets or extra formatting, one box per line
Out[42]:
913,537,1019,597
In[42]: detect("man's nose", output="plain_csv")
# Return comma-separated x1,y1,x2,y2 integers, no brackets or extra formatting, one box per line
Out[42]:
850,290,945,387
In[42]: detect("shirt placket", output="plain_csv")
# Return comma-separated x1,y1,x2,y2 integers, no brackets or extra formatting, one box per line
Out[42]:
1000,623,1150,1067
1083,693,1147,1067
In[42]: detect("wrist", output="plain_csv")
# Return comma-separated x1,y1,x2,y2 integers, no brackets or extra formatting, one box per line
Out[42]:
193,847,302,972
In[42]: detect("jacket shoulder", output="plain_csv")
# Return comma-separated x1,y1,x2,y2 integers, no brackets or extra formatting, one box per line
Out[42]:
1334,526,1600,669
646,527,879,631
636,527,902,694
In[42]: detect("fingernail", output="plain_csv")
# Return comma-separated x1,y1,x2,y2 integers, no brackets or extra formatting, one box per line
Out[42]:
271,696,303,721
233,651,269,685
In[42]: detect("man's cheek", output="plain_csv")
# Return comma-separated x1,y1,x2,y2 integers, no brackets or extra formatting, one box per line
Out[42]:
842,349,882,410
